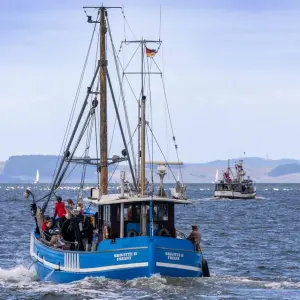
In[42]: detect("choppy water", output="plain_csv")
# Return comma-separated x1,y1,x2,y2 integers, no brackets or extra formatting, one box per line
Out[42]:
0,183,299,299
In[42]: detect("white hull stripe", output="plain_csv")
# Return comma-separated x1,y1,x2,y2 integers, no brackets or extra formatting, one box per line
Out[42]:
214,191,256,198
31,250,148,273
156,262,201,271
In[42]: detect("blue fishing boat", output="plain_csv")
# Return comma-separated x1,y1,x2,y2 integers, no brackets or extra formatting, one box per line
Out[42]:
25,6,210,283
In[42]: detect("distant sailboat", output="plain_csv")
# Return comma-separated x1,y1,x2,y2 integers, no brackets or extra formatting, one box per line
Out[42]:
213,169,219,183
34,169,39,184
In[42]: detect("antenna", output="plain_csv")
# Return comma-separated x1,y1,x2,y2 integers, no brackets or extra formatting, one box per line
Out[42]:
159,5,162,41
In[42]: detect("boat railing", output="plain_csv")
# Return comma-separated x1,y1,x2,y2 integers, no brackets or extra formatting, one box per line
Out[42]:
176,229,187,239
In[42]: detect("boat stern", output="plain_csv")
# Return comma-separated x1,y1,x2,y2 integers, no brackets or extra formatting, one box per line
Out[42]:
152,236,203,277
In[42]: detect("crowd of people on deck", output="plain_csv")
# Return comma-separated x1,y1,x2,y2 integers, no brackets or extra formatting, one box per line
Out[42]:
40,196,87,249
40,196,202,252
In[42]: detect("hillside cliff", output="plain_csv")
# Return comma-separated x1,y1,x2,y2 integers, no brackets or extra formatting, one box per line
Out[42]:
1,155,300,183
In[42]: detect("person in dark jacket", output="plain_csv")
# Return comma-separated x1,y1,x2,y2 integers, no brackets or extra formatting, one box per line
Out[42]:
187,224,202,251
53,196,67,228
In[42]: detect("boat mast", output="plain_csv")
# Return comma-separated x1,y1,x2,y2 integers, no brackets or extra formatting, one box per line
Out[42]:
99,7,108,195
140,39,146,195
122,39,161,236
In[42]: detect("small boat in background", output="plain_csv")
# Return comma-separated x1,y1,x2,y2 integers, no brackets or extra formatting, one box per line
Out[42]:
214,160,256,199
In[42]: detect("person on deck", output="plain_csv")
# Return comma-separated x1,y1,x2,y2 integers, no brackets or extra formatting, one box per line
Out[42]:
50,229,65,248
43,219,54,241
187,224,202,251
65,199,74,219
41,216,51,232
77,203,84,215
54,196,67,228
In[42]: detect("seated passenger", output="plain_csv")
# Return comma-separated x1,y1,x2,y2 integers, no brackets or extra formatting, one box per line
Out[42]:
187,224,202,251
41,216,51,232
43,220,54,241
50,229,65,248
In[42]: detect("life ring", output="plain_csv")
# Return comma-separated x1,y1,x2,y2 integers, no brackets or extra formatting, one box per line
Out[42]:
103,226,109,240
202,258,210,277
158,228,170,236
127,230,138,237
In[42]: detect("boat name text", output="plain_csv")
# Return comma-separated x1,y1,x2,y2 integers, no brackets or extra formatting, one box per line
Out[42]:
114,252,138,261
165,252,184,261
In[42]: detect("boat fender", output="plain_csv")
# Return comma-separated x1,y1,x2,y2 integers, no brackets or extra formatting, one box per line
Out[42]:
202,258,210,277
158,228,170,236
127,230,138,237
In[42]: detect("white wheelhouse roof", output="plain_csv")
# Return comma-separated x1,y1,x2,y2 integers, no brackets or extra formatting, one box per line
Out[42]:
83,193,192,206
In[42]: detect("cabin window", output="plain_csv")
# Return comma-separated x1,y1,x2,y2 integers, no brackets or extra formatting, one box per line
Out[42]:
124,205,132,221
103,205,111,222
152,203,168,221
117,204,141,222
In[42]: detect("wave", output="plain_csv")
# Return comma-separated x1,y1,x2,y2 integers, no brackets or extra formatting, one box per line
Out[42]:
0,265,36,283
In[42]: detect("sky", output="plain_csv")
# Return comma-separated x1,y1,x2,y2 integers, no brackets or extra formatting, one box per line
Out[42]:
0,0,300,163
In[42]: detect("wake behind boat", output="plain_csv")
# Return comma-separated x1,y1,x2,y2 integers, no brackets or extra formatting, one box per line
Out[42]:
214,160,256,199
25,6,210,283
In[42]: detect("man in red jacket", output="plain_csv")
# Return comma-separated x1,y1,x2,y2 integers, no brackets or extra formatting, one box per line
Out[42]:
54,196,67,228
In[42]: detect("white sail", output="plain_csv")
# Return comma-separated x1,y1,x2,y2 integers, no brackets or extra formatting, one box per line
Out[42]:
34,169,39,184
214,170,219,183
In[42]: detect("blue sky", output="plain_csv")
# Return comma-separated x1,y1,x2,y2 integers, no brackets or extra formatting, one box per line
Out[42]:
0,0,300,163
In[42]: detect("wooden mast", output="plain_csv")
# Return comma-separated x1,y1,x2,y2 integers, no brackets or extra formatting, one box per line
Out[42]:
99,7,108,195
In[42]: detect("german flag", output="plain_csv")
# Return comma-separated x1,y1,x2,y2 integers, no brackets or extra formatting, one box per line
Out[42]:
145,47,157,57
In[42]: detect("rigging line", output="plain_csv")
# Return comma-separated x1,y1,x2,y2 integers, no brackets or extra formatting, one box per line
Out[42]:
79,111,95,196
146,56,154,185
160,42,169,168
53,106,94,189
121,7,137,40
41,64,100,211
106,16,137,178
111,42,139,103
106,68,138,191
110,40,139,103
108,94,120,156
51,15,99,186
150,56,163,74
146,127,154,188
60,153,87,187
108,162,119,184
122,5,126,41
146,124,177,181
94,105,99,165
111,43,139,103
55,111,94,188
160,74,183,183
123,74,139,102
79,94,96,196
123,43,141,72
58,127,93,189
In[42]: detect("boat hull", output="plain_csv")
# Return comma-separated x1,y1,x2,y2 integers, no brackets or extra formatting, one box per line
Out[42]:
30,232,204,283
214,190,256,199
